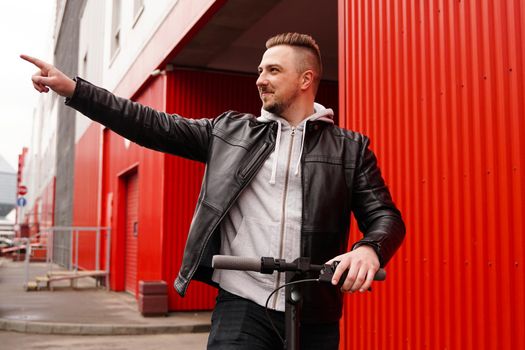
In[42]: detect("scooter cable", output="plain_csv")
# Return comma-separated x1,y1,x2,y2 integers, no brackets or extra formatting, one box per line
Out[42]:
264,278,319,346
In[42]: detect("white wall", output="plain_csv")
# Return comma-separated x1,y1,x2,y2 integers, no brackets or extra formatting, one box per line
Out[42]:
75,0,179,142
21,92,57,224
103,0,179,90
75,0,106,143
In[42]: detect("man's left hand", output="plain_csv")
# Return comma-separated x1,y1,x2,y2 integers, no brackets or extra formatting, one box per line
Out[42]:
326,245,380,293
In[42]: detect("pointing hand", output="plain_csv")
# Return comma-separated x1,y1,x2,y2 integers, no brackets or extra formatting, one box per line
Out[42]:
20,54,76,97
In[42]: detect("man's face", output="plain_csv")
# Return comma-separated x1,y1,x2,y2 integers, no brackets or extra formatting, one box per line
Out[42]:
256,45,302,115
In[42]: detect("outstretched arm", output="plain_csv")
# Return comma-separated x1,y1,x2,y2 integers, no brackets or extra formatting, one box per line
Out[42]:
20,55,213,162
20,54,76,97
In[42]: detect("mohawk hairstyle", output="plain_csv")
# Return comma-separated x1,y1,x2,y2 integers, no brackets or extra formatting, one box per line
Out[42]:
265,32,323,89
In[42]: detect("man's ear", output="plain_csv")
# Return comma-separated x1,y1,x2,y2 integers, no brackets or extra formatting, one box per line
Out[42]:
300,70,314,91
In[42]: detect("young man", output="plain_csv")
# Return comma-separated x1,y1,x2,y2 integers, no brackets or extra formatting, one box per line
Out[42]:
22,32,405,349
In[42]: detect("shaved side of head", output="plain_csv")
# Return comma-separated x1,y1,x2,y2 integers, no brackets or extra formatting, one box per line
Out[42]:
265,33,323,94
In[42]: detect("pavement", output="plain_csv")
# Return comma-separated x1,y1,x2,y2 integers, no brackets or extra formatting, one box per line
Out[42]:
0,331,210,349
0,258,212,336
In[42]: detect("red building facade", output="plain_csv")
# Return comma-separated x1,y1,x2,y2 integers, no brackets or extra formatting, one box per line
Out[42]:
67,0,524,348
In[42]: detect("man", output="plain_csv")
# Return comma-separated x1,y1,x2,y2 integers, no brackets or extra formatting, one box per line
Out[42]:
22,32,405,349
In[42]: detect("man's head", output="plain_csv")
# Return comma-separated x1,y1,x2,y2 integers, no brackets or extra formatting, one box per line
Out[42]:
256,33,322,116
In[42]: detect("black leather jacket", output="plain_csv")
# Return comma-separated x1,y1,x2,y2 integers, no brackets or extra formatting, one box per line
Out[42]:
66,78,405,323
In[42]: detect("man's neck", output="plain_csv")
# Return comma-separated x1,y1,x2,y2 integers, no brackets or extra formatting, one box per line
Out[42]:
281,100,315,127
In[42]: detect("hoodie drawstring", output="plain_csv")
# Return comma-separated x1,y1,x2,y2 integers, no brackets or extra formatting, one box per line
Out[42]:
294,121,307,176
269,120,282,184
258,103,335,185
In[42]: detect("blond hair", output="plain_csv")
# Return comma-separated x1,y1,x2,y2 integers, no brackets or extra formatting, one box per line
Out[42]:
266,32,323,92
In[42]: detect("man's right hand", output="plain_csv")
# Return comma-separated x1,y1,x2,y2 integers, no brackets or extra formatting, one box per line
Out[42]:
20,54,76,97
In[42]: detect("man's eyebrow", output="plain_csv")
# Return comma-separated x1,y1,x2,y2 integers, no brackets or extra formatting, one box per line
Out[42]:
258,64,283,71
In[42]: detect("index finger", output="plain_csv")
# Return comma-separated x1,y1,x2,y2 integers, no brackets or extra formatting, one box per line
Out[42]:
20,54,50,69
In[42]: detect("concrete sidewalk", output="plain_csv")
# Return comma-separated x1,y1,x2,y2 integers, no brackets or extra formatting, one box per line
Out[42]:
0,258,212,335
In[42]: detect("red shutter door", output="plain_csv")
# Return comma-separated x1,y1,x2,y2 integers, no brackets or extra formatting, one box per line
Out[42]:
124,172,139,295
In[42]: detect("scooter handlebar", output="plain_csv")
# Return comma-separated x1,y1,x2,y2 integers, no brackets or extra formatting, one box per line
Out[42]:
212,255,386,281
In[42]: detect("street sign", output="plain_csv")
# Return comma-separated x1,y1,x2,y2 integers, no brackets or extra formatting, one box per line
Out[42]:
18,185,28,196
17,197,27,207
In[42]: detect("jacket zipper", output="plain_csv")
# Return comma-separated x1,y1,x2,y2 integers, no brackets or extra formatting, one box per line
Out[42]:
273,127,296,309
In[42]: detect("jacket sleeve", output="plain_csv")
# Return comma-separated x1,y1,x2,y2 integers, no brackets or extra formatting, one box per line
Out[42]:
350,136,406,267
65,77,213,163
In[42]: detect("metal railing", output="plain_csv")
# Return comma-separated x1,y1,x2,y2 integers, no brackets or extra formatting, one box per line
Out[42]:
23,226,111,290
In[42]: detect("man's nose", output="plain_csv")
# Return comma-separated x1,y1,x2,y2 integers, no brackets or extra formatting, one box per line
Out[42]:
256,74,268,87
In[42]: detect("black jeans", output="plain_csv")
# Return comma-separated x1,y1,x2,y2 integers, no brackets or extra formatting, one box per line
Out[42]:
207,289,340,350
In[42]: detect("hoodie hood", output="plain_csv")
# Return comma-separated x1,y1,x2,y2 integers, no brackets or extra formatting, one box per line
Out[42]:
257,102,334,126
256,103,334,184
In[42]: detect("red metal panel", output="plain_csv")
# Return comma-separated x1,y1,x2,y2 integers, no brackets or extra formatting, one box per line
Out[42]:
125,172,139,295
73,123,101,270
101,76,166,292
133,77,166,290
338,0,525,349
163,69,260,311
99,129,112,275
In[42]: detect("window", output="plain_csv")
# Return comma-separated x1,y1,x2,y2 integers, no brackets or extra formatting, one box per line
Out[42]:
111,0,121,59
133,0,144,27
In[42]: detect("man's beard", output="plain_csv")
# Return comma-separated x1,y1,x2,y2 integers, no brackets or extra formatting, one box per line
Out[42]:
265,100,286,115
262,90,298,116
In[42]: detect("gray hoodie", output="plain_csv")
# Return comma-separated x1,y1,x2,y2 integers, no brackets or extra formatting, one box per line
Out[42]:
212,103,334,311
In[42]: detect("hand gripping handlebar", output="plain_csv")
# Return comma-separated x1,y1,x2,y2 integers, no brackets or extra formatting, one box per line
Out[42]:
211,255,386,282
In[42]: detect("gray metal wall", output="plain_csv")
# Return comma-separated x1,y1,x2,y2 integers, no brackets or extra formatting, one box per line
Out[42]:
0,156,16,217
53,0,85,268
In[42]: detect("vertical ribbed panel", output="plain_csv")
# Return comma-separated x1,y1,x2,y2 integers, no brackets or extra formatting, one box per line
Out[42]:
164,69,260,310
338,0,524,349
124,172,139,295
73,123,101,270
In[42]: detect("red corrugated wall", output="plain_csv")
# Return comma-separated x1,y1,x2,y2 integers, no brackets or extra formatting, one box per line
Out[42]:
73,123,101,270
338,0,525,349
101,75,166,294
163,69,261,310
163,69,338,310
74,76,165,288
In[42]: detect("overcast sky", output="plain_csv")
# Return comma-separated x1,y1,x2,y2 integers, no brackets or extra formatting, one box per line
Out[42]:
0,0,55,170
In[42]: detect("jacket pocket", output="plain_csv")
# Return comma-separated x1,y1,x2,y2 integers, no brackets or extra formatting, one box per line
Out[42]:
238,142,271,180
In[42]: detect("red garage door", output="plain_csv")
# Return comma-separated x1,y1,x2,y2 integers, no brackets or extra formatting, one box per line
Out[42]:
124,172,139,295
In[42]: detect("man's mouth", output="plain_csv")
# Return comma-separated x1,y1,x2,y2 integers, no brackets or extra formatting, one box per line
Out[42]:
260,90,274,97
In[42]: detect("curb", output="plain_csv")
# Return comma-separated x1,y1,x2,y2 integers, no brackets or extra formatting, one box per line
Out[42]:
0,318,211,335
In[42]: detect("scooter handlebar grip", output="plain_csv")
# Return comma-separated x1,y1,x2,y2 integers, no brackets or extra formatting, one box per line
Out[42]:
212,255,261,272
